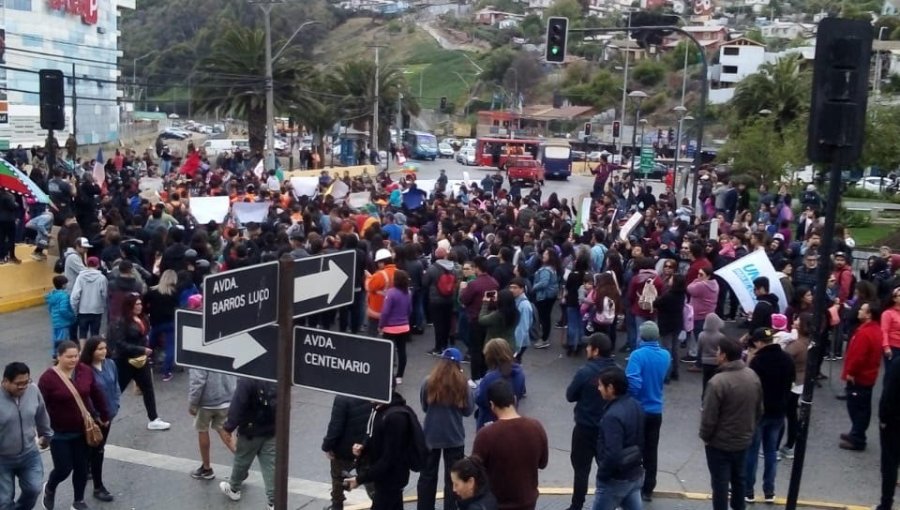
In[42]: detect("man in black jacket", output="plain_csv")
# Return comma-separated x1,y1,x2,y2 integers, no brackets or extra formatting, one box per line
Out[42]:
878,355,900,510
743,278,778,337
220,379,277,510
565,333,618,510
322,395,375,510
345,392,412,510
595,366,645,510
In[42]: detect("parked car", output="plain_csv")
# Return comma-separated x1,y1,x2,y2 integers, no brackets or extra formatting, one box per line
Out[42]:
855,176,897,193
571,150,586,161
438,142,455,158
160,128,190,140
587,150,610,162
456,147,476,166
506,157,545,186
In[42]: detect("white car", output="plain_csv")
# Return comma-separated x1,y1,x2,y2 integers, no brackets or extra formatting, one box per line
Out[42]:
438,142,455,158
856,176,896,192
456,147,476,166
587,150,610,162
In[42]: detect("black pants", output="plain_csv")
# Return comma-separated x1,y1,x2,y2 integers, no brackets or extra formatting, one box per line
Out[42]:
469,321,487,381
329,457,355,507
47,435,90,502
705,445,747,510
880,421,900,510
702,364,717,402
416,446,464,510
570,424,599,509
846,383,873,448
536,298,555,343
430,302,453,352
371,483,404,510
89,422,111,491
642,413,663,496
384,331,409,378
782,392,799,449
115,357,159,421
0,220,16,260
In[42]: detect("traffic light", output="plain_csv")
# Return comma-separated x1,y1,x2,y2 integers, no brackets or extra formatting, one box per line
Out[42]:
439,96,447,111
584,122,592,137
807,18,872,164
545,17,569,63
612,121,620,138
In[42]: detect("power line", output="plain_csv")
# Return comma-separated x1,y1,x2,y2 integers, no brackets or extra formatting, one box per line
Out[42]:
6,47,117,67
5,32,121,53
0,86,121,103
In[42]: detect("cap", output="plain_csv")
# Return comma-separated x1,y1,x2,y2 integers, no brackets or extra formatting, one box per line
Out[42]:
639,321,659,341
184,249,198,260
773,233,785,241
834,251,848,260
187,294,203,310
441,347,463,364
550,208,561,216
86,256,100,268
771,313,788,331
435,247,448,259
750,327,775,344
77,237,92,248
374,248,392,262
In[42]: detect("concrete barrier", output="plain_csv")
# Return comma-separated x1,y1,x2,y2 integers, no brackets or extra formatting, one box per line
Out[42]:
0,245,57,314
284,165,378,179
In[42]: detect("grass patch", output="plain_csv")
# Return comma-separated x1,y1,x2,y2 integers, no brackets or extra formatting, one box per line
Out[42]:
852,224,895,248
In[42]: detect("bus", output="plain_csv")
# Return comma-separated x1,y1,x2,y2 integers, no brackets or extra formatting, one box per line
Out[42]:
475,137,540,168
402,130,438,160
539,138,572,180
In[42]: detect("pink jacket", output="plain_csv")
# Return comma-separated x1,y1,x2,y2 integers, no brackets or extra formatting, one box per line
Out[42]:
881,308,900,351
687,279,719,320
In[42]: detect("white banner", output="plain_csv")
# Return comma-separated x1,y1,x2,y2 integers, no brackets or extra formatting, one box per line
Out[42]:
232,201,271,224
709,218,719,240
190,196,230,224
714,249,788,314
290,177,319,198
579,196,592,233
618,212,643,242
138,177,164,193
348,192,371,209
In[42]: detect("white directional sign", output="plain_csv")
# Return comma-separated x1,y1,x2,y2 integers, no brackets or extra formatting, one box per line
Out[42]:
292,251,356,318
176,310,278,382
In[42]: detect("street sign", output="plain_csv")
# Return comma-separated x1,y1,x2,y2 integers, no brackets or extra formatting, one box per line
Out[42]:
292,251,356,319
202,260,279,343
175,310,278,382
640,147,655,174
293,327,394,403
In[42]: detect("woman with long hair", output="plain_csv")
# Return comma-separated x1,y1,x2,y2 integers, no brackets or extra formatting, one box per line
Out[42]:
145,269,179,382
474,338,525,429
417,348,475,510
79,336,120,502
450,457,497,510
478,289,519,351
654,273,686,382
531,248,560,348
563,252,590,355
778,312,812,459
379,270,412,385
38,341,110,510
590,272,623,350
112,293,171,431
785,286,814,325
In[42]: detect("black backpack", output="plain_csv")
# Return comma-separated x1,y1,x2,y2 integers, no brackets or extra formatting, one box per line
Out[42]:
383,405,428,472
54,251,75,274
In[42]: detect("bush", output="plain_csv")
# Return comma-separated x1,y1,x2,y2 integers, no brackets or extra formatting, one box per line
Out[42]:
387,20,402,34
837,206,872,228
631,60,667,87
843,187,882,199
406,24,415,34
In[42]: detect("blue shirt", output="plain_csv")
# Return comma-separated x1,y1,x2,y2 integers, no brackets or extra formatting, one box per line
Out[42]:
625,341,671,415
383,223,402,244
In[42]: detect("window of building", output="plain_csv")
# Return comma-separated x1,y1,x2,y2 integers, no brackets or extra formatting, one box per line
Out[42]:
723,65,739,74
6,0,31,11
723,47,740,56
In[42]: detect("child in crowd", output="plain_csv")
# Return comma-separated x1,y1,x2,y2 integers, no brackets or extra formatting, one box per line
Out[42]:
45,275,75,359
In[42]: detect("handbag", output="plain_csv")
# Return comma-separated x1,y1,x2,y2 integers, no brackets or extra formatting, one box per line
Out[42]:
53,367,104,447
128,355,148,369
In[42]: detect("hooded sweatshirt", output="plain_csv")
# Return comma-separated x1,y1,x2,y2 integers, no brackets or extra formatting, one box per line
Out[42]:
687,278,719,320
698,313,727,366
0,384,53,457
70,268,109,315
63,247,86,291
423,259,457,305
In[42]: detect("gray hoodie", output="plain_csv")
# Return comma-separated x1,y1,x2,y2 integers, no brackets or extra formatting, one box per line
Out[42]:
63,247,86,291
0,384,53,457
188,369,237,409
698,313,726,366
71,268,109,315
422,259,457,305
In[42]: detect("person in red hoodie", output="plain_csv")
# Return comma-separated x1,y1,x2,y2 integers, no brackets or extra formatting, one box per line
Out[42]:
685,242,713,286
831,252,854,304
626,257,665,349
840,301,883,451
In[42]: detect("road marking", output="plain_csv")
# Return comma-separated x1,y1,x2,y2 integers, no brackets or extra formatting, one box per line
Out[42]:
104,444,370,505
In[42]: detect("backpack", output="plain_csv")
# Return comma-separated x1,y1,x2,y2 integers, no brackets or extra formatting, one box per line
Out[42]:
528,301,542,345
637,278,658,312
54,251,75,274
245,384,277,437
436,267,457,297
383,405,428,472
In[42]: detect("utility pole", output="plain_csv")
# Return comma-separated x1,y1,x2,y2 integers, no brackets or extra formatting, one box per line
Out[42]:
71,63,77,142
261,1,278,172
372,45,382,153
618,10,633,156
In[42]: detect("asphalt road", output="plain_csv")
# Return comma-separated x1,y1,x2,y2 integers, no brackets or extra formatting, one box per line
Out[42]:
3,291,884,510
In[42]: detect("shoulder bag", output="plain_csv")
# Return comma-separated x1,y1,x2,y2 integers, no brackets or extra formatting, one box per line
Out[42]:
53,367,104,447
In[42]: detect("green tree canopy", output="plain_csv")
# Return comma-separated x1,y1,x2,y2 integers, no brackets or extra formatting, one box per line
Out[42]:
729,55,810,134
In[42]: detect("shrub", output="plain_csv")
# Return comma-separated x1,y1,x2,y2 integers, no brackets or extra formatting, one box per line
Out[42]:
631,60,667,87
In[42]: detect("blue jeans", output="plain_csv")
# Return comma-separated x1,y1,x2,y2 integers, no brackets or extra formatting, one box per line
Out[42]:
592,474,644,510
706,445,747,510
150,322,175,374
744,415,784,498
565,306,583,350
52,327,69,358
411,290,425,329
456,308,470,350
0,449,43,510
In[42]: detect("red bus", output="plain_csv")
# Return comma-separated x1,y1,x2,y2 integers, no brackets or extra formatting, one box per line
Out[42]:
475,137,540,168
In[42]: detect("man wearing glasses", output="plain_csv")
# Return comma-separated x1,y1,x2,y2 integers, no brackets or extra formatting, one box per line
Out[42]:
0,362,53,510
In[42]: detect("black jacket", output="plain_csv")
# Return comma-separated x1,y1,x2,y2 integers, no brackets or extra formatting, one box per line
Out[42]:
596,395,645,482
356,392,411,489
748,343,795,418
654,290,685,336
747,294,779,332
880,356,900,426
0,191,17,223
321,395,373,460
224,379,276,439
566,357,618,428
112,319,149,359
458,484,498,510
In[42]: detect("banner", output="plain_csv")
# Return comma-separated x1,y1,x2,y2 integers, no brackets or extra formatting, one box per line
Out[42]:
190,196,230,224
232,201,271,224
290,177,319,198
348,192,371,209
138,177,163,193
714,249,788,314
575,196,592,236
328,179,350,200
618,212,643,242
709,218,719,240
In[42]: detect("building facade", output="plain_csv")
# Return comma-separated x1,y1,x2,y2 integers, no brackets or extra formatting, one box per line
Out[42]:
0,0,134,150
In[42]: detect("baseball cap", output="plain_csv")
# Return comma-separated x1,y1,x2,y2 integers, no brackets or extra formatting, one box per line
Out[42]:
86,256,100,268
750,327,775,344
77,237,92,248
441,347,463,364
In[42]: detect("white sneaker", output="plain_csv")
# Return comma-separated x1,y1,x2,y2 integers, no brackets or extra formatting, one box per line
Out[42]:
267,505,274,510
219,481,241,501
147,418,171,431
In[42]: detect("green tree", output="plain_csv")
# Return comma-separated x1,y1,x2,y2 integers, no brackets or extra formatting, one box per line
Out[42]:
863,106,900,171
744,28,766,45
631,60,666,87
545,0,583,20
719,117,805,184
479,47,517,83
729,55,810,134
193,25,313,153
666,41,702,71
520,14,544,40
563,69,617,109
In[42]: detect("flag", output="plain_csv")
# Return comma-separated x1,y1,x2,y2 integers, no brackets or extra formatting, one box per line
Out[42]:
93,148,105,188
714,250,788,314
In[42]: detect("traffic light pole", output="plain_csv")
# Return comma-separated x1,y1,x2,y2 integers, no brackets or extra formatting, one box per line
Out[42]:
570,25,708,208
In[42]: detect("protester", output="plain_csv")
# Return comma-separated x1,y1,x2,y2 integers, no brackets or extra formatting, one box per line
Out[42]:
450,457,497,510
475,338,526,430
188,367,236,480
379,269,413,385
840,302,884,451
321,394,374,509
593,367,645,510
79,337,120,503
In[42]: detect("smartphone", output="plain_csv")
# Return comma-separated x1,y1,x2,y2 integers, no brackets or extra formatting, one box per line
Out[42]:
485,290,498,300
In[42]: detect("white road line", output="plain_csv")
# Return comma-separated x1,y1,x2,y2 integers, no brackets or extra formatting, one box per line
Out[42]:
104,444,371,505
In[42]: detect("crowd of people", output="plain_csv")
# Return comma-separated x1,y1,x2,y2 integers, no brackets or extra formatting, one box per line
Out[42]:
1,142,900,510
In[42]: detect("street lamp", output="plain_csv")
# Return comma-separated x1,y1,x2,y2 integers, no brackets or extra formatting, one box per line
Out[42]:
132,51,154,104
618,8,636,156
638,118,648,181
628,90,648,176
672,105,688,199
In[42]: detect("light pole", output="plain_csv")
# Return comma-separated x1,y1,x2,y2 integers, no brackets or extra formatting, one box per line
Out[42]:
876,27,888,97
132,51,154,103
672,105,688,198
638,118,648,182
618,9,635,156
627,90,647,176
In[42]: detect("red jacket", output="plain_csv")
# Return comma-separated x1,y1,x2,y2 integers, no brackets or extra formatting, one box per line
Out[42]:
627,270,664,319
842,321,883,387
686,257,713,286
832,265,853,304
38,363,110,434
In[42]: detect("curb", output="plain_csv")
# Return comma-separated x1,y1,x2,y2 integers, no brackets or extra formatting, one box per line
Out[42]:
344,487,869,510
0,294,43,314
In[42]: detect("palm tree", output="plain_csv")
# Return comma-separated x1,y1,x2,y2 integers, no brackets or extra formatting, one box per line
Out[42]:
193,24,315,154
729,55,810,135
